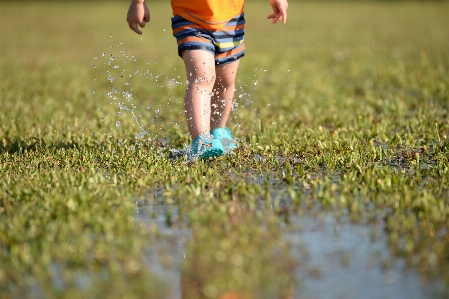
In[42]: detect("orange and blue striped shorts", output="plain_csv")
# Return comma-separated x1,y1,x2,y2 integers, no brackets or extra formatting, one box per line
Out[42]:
171,14,245,65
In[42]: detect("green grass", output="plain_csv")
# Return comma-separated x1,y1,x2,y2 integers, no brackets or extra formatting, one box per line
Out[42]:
1,1,449,298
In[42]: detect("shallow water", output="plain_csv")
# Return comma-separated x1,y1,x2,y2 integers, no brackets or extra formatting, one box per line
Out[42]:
286,214,431,299
134,198,187,298
134,194,439,299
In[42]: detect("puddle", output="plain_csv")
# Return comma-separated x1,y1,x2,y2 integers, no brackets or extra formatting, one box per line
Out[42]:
134,198,189,298
285,213,435,299
134,193,441,299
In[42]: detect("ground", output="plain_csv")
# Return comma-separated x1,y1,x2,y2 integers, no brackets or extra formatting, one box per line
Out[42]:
0,1,448,298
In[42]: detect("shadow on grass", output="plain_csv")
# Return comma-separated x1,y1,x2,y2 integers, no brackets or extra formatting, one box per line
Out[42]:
0,137,81,155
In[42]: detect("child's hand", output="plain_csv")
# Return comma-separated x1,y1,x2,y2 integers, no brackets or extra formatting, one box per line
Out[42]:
127,0,150,35
267,0,288,24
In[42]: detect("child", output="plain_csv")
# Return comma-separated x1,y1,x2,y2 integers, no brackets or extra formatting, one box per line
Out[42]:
127,0,288,158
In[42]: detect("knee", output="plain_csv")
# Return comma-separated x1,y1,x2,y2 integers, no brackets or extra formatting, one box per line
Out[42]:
186,74,216,92
215,74,236,91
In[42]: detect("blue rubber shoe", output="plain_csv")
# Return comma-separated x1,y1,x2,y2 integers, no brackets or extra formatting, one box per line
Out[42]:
191,134,224,158
210,127,236,153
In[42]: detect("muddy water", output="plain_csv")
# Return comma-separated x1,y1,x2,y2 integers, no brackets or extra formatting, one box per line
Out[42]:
134,197,438,299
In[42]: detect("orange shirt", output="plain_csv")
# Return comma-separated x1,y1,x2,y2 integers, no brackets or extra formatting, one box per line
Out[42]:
171,0,244,30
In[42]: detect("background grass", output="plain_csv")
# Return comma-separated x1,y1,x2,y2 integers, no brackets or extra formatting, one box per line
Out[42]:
1,1,448,298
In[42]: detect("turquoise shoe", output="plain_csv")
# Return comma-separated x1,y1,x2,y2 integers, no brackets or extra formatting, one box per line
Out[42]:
191,134,224,158
210,127,236,153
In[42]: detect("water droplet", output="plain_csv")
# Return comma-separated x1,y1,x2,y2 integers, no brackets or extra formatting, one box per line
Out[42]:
136,132,146,139
122,91,132,99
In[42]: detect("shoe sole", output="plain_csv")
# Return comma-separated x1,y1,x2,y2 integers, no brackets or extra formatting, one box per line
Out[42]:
200,148,224,158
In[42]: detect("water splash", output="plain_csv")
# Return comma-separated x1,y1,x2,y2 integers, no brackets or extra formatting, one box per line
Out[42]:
92,36,258,153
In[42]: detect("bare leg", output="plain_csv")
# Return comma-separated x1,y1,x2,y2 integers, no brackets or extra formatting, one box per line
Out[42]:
210,60,240,130
182,50,216,140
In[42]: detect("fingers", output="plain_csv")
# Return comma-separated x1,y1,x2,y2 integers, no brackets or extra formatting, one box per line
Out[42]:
128,21,142,35
127,14,143,35
268,0,288,24
133,25,142,35
267,12,287,24
267,13,281,24
126,3,149,35
279,6,287,24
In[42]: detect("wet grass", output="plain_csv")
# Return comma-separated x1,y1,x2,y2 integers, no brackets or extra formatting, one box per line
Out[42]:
1,1,449,298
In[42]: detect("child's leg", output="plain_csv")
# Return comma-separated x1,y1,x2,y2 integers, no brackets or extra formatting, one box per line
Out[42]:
182,50,216,140
210,60,240,130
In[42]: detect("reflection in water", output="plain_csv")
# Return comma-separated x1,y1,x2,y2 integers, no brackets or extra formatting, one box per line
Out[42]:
135,194,435,299
286,213,433,299
135,198,187,299
178,199,295,299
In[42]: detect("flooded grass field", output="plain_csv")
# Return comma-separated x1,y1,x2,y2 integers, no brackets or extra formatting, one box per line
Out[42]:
1,1,448,298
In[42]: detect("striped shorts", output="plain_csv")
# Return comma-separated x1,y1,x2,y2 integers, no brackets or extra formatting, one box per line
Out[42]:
171,14,246,65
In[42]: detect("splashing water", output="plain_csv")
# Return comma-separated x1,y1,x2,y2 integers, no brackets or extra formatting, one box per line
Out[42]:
92,36,262,153
92,42,168,143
